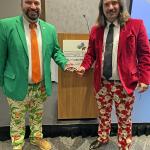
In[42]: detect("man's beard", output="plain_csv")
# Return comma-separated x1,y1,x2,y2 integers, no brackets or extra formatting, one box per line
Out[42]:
25,10,40,21
106,11,119,22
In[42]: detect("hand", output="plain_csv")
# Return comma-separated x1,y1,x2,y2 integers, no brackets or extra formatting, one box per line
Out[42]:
76,66,85,77
64,60,77,72
136,82,149,93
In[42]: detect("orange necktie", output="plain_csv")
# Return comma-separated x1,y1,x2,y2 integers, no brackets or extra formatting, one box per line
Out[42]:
29,23,41,83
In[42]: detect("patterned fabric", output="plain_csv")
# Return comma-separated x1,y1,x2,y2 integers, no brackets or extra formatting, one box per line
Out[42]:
96,79,135,150
7,82,47,149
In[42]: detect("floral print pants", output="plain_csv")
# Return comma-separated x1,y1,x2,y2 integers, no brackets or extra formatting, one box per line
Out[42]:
95,80,135,150
7,82,47,149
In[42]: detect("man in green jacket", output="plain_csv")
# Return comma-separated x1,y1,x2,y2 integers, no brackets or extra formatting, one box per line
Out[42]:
0,0,73,149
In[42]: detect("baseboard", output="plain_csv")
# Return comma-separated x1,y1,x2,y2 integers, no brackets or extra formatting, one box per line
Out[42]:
0,123,150,141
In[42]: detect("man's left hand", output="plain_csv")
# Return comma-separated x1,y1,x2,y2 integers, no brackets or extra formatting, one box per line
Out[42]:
64,60,77,72
136,83,149,93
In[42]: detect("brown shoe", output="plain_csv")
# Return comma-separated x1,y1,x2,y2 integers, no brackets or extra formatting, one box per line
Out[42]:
30,139,51,150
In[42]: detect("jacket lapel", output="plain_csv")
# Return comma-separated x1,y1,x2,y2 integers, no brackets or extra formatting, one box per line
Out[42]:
98,27,104,52
118,23,130,58
97,26,104,63
16,16,28,57
39,20,47,58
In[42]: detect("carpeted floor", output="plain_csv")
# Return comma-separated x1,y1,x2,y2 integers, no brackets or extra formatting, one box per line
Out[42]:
1,135,150,150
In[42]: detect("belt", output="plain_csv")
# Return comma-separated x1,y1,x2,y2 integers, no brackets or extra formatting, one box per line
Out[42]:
101,78,120,82
28,81,43,86
108,80,120,82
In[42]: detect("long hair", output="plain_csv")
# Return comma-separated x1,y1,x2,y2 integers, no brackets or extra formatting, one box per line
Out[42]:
96,0,130,27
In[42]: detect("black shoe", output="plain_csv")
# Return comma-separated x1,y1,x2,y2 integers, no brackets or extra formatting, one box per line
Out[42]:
89,139,108,150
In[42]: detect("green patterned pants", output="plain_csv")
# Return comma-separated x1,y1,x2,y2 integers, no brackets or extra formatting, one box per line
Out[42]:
7,82,47,149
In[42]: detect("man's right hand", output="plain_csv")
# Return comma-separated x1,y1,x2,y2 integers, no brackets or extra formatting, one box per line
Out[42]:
76,66,85,77
136,82,149,93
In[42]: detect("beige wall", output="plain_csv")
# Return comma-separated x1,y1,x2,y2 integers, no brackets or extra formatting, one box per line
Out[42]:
0,0,21,18
45,0,131,33
0,0,131,33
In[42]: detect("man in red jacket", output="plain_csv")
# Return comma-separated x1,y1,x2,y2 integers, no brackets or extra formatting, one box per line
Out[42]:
77,0,150,150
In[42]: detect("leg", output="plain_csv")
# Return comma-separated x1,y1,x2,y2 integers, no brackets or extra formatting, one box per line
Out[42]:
96,80,113,143
28,83,46,141
29,98,44,141
90,80,113,150
113,82,135,150
28,82,51,150
97,95,113,143
7,98,27,150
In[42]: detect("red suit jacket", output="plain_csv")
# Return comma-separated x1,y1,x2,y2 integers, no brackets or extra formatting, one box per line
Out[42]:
81,18,150,94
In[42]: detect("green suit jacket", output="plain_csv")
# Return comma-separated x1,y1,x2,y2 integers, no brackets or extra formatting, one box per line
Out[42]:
0,16,68,100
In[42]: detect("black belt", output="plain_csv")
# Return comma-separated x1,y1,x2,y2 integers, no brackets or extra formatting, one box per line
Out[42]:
107,80,120,82
102,78,120,82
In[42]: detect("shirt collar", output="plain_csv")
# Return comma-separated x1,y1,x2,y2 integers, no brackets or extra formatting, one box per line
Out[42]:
23,16,39,27
106,20,119,28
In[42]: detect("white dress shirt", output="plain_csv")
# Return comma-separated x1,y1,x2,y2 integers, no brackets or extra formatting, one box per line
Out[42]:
102,20,120,80
23,18,43,83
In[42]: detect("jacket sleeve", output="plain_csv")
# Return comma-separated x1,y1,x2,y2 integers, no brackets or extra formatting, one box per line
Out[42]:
0,21,7,86
81,26,96,70
137,20,150,84
51,26,68,70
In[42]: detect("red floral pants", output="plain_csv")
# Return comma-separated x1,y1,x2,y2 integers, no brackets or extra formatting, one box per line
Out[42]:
95,80,135,150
